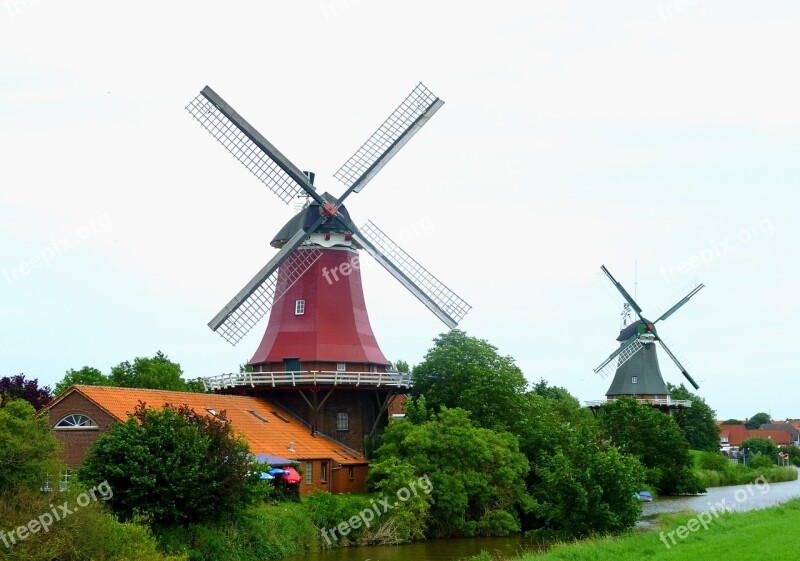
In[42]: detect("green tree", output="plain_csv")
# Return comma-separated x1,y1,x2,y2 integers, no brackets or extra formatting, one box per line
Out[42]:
741,437,779,463
394,360,410,373
0,400,61,491
54,366,112,396
745,412,771,430
78,402,257,524
529,426,644,538
721,418,743,425
667,383,721,452
514,392,642,537
109,351,201,392
410,330,528,432
597,397,704,495
369,407,531,537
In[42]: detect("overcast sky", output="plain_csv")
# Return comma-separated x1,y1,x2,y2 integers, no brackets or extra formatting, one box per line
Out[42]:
2,1,798,420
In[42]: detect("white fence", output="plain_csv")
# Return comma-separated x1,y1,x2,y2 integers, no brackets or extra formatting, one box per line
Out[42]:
202,370,412,391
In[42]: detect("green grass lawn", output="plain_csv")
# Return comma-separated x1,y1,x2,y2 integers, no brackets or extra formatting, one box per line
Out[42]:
513,498,800,561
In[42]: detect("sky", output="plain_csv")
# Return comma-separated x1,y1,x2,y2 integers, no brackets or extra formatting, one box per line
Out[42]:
1,1,798,420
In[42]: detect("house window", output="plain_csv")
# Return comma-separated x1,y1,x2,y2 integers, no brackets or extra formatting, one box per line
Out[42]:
337,362,346,372
295,300,305,315
248,410,269,423
54,414,97,430
631,376,638,384
348,466,354,480
337,412,349,431
305,462,313,485
60,470,72,492
370,365,378,373
320,462,328,482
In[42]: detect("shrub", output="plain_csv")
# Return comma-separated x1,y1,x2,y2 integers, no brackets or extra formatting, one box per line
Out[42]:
698,452,730,471
750,453,776,470
78,402,258,524
0,486,182,561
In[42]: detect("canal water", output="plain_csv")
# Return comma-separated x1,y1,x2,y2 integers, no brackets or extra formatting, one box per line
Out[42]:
284,476,800,561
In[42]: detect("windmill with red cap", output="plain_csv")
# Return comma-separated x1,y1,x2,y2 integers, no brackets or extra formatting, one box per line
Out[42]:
186,83,470,452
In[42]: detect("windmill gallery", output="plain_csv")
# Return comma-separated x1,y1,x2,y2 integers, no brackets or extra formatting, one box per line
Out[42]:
44,83,707,498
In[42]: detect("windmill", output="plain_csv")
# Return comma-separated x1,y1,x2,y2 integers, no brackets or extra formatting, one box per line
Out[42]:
186,83,470,452
591,265,704,410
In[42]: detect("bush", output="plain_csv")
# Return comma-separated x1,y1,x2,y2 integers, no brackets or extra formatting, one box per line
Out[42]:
0,486,182,561
78,402,258,524
157,502,317,561
750,453,776,470
698,452,730,471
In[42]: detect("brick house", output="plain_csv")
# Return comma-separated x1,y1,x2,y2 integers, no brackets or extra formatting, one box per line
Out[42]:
40,385,368,495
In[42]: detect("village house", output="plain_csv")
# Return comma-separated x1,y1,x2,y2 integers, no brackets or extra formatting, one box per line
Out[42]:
39,385,369,495
718,422,795,452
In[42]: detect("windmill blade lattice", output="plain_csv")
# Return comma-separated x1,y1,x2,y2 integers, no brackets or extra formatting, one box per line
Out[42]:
211,247,323,345
186,89,315,205
593,336,645,378
356,220,471,328
334,83,443,195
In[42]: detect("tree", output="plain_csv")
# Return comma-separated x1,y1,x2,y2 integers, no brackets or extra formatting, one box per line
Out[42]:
667,383,721,452
0,399,61,491
513,391,642,537
745,412,771,430
369,407,531,537
54,366,112,396
394,360,410,373
0,374,52,410
528,425,644,538
597,397,704,495
78,402,258,524
741,437,779,464
109,351,201,392
721,419,742,425
410,330,528,432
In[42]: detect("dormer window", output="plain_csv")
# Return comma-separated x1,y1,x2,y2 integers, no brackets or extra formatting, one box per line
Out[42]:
631,376,638,384
295,300,305,315
55,414,97,430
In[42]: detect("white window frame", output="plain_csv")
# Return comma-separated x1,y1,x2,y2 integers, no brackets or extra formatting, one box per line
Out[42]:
305,462,313,485
631,376,638,384
336,412,349,431
295,299,305,315
336,362,346,372
54,414,98,430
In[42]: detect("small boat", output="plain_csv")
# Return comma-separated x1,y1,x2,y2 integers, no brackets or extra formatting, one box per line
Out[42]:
635,491,653,502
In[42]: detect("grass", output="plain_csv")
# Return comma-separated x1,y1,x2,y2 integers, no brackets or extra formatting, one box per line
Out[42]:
508,497,800,561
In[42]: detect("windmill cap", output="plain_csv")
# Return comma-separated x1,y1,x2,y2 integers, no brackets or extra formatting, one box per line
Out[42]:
617,319,653,341
271,193,357,249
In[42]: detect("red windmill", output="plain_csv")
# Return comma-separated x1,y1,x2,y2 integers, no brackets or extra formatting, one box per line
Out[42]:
186,83,470,452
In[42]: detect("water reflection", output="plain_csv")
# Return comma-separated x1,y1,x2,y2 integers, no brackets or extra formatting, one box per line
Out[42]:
283,534,543,561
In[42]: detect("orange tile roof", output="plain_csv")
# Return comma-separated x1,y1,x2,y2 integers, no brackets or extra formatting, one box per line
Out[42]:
719,424,750,446
748,429,792,446
49,386,366,465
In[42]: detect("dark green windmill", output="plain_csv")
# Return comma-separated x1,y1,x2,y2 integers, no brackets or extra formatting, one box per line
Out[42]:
594,265,705,402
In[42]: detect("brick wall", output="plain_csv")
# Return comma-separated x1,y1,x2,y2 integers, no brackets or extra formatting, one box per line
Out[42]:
45,392,117,468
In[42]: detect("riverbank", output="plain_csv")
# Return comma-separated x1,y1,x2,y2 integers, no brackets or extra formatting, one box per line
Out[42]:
506,497,800,560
